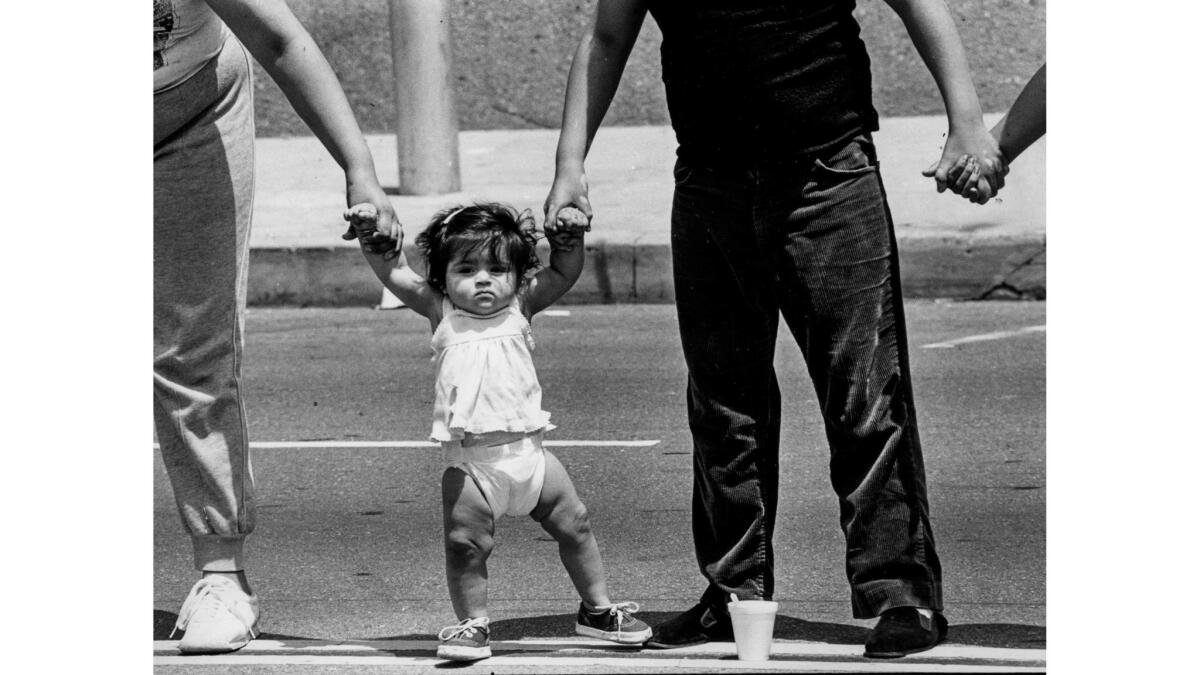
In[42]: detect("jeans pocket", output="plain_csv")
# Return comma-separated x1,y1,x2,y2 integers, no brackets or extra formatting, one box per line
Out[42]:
811,135,878,177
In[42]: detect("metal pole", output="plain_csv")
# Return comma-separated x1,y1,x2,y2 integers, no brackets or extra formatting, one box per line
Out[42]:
388,0,461,194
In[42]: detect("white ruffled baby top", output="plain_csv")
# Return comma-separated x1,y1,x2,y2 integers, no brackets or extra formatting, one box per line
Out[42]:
429,296,552,442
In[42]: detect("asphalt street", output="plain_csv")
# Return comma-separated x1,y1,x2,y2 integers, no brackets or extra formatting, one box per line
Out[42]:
153,300,1046,672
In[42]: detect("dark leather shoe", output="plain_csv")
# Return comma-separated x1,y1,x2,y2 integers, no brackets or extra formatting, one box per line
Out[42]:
864,608,948,658
645,602,733,649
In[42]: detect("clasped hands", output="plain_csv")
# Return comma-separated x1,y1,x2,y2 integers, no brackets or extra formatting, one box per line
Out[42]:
922,129,1009,205
342,202,590,255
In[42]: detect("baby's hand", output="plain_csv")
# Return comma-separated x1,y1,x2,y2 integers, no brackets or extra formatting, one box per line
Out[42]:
546,206,588,252
343,201,405,257
344,202,381,243
555,206,591,235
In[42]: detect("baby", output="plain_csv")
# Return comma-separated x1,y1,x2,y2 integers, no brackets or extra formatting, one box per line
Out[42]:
348,201,651,661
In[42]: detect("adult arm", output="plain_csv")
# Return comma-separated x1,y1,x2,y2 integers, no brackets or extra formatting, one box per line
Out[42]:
544,0,649,230
884,0,1007,203
991,63,1046,164
206,0,401,253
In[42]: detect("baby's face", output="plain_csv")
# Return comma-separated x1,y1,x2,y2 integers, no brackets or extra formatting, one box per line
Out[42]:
444,248,517,315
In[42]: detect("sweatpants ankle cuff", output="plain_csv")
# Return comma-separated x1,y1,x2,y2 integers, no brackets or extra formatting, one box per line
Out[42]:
192,535,246,572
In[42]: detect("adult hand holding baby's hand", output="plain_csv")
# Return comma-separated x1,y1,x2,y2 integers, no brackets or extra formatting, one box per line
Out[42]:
546,206,589,251
342,181,403,258
544,170,593,239
555,206,591,234
343,200,404,258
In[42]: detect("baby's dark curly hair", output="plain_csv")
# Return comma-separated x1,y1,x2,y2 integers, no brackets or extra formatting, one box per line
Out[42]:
415,202,542,292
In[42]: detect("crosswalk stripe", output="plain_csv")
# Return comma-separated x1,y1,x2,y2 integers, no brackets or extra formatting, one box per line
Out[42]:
153,638,1045,671
153,654,1043,671
922,325,1045,349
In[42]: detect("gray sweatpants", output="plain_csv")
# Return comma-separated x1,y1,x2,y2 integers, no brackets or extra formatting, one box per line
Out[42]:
153,36,256,572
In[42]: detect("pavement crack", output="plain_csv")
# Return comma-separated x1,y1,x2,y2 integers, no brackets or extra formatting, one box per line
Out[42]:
975,244,1046,300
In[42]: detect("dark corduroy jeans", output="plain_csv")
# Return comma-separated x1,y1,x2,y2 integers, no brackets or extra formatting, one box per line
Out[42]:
671,134,943,619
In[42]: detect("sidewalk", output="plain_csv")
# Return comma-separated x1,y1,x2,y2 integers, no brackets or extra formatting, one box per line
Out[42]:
154,637,1047,672
248,116,1045,306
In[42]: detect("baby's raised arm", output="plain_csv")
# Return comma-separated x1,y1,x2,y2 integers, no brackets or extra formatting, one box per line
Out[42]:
524,207,588,315
348,203,441,320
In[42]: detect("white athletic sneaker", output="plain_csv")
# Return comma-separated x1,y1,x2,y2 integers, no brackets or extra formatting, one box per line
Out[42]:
171,576,260,653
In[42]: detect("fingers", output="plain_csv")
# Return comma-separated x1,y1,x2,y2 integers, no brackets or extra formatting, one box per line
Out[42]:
993,160,1008,193
344,203,381,241
543,207,562,241
945,155,970,187
575,193,593,220
344,201,404,257
345,202,379,225
392,223,404,259
937,154,1002,204
344,203,376,242
928,159,950,193
544,196,565,233
974,157,1006,200
970,176,993,205
544,183,594,238
377,205,403,249
557,205,591,234
379,212,404,260
951,156,979,195
544,203,561,235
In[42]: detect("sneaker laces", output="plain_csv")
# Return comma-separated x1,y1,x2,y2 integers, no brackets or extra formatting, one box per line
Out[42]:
606,601,641,629
438,616,489,641
170,577,255,639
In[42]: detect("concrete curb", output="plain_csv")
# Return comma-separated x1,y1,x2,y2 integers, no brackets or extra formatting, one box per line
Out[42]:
247,236,1045,307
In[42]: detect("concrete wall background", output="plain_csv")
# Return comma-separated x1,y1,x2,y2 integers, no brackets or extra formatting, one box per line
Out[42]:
252,0,1046,137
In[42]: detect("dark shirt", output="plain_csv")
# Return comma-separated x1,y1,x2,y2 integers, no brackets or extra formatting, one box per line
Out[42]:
647,0,878,165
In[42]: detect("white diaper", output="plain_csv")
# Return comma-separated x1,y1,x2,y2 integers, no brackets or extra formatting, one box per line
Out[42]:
444,432,547,518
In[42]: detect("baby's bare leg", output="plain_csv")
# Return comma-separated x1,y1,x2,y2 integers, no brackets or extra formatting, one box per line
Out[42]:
442,467,495,619
529,450,610,607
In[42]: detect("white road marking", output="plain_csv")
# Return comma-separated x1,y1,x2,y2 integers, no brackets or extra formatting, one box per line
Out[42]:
922,325,1045,349
153,638,1045,671
152,440,660,450
542,309,571,317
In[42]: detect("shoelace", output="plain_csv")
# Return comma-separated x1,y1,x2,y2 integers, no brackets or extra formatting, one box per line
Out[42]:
438,616,489,641
606,601,641,630
169,577,255,639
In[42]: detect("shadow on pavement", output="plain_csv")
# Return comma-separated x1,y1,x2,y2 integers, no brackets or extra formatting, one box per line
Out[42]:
944,622,1045,649
155,609,1044,650
154,610,179,639
489,612,1044,650
485,612,867,644
155,610,331,642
